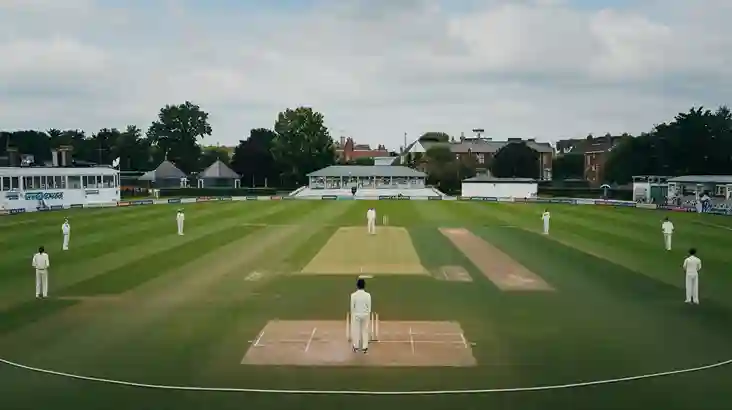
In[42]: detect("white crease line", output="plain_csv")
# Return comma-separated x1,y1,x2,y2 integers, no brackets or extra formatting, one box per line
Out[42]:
252,330,265,347
409,327,415,354
460,333,468,349
304,327,317,352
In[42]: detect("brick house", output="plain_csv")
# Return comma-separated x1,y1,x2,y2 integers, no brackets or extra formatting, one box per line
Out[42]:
556,134,630,185
335,137,389,162
403,136,554,180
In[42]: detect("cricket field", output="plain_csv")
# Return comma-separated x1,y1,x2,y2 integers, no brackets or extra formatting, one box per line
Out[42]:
1,199,731,409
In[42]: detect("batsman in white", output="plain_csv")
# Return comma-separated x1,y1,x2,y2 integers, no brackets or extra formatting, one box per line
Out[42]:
366,207,376,235
61,218,71,250
176,208,185,235
541,209,551,234
32,246,50,298
661,217,674,251
350,278,372,353
683,248,701,304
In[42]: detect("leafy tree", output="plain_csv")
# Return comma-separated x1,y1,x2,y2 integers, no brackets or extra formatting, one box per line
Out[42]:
271,107,335,186
231,128,278,187
111,125,151,171
419,132,451,143
146,101,212,173
491,142,540,178
199,146,231,170
551,153,584,180
423,146,476,192
91,128,122,165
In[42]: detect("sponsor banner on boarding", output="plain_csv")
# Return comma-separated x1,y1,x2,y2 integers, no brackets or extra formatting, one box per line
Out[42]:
636,203,657,210
497,197,514,203
378,195,410,200
195,197,212,202
117,201,130,207
217,196,233,201
69,204,84,209
594,199,635,207
9,208,26,214
427,196,442,200
575,198,595,205
322,195,338,200
86,202,116,208
245,196,258,200
180,198,196,204
550,198,576,204
168,198,182,204
270,196,282,200
130,199,154,205
50,205,64,210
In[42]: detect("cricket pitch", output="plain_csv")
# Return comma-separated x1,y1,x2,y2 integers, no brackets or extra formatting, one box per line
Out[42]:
241,320,476,366
299,227,428,275
440,228,554,291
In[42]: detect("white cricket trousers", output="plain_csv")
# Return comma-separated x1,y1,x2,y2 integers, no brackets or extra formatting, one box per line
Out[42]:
367,218,376,234
351,313,370,350
177,220,184,235
664,233,672,250
543,221,549,234
36,269,48,297
685,273,699,304
63,233,70,250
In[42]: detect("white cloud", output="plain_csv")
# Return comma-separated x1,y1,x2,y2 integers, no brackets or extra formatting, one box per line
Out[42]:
0,0,730,149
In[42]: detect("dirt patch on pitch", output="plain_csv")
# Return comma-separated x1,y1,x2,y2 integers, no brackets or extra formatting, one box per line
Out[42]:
435,266,473,282
440,228,553,291
299,227,428,275
242,320,476,367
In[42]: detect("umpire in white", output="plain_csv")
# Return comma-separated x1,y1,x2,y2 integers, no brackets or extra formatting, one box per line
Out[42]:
350,278,372,353
32,246,50,298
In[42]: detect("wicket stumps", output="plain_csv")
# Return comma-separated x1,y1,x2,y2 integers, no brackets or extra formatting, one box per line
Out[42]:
346,312,379,341
382,215,389,226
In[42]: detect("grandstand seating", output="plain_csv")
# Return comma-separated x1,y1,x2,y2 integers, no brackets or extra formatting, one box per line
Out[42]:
290,186,446,199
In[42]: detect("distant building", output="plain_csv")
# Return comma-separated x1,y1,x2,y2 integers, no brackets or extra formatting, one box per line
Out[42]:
335,137,389,161
402,136,554,180
555,134,630,185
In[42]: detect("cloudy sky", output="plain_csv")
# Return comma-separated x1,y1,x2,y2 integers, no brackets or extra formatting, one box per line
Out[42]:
1,0,730,150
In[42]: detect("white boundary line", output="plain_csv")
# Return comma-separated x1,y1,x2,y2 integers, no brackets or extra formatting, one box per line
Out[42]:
253,339,468,345
304,328,317,352
1,356,730,394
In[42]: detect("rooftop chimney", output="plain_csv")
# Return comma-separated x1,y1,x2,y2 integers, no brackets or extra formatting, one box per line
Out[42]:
340,136,346,146
51,149,59,167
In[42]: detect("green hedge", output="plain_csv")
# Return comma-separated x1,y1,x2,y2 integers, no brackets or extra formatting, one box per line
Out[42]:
537,187,632,200
157,187,290,197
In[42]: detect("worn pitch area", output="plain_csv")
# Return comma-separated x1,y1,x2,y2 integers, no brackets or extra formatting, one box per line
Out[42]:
436,265,473,282
241,320,476,366
299,227,428,275
439,228,554,291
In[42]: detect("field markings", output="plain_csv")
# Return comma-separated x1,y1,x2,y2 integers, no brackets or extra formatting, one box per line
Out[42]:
304,327,317,352
2,354,731,394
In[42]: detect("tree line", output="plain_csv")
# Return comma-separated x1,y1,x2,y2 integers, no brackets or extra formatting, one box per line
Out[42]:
2,102,729,189
0,102,337,188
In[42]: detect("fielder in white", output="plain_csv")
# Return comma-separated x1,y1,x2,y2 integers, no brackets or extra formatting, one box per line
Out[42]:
62,218,71,250
176,209,185,235
661,217,674,251
541,209,551,234
32,246,50,298
350,278,372,353
366,207,376,235
683,248,701,304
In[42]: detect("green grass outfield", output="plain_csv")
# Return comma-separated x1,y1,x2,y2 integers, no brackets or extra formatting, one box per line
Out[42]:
1,200,732,409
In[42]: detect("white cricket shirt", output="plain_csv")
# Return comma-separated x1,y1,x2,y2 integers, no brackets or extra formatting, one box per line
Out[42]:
32,252,50,270
683,256,701,275
176,212,185,222
542,212,550,222
62,222,70,234
662,221,674,234
367,209,375,221
350,289,372,315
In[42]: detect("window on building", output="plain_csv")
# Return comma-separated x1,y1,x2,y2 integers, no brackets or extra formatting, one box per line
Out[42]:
477,154,485,164
10,177,18,190
23,176,34,189
0,177,8,191
85,175,98,188
103,175,115,188
68,176,82,189
55,176,66,189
